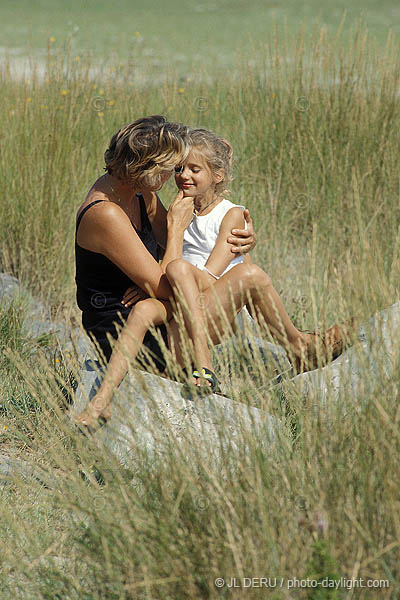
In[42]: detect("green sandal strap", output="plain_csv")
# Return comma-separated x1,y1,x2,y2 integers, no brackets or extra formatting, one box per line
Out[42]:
192,368,220,393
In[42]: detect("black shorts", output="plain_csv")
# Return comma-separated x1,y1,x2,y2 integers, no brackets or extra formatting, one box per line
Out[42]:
82,310,169,373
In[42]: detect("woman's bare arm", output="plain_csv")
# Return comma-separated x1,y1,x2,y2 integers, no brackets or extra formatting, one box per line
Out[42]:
142,191,168,250
227,208,256,254
77,201,189,300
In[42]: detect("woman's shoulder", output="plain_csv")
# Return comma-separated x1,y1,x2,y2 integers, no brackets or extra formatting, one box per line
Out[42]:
76,192,127,252
76,192,119,224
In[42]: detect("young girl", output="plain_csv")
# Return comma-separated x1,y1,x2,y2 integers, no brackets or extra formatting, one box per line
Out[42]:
164,128,352,391
75,127,350,430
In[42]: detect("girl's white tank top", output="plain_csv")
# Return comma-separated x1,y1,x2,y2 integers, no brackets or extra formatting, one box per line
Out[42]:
182,199,246,275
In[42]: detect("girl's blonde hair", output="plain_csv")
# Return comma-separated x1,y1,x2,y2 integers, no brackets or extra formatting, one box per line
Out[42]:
105,115,189,187
187,128,233,195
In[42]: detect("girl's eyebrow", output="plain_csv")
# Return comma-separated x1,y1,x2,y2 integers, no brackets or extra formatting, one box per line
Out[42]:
185,161,202,168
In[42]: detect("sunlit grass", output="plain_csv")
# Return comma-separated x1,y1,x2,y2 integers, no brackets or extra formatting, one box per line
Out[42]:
0,24,399,599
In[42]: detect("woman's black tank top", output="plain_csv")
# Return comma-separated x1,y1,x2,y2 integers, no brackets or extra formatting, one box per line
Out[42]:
75,194,158,316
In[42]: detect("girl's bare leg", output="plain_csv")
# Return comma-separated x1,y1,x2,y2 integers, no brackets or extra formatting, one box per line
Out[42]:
166,260,215,376
166,260,310,369
74,298,172,427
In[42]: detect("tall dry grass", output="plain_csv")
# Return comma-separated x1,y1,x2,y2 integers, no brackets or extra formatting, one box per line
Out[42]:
0,25,399,599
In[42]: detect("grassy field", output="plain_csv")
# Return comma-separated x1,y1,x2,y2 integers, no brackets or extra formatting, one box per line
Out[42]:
1,16,400,600
2,0,400,76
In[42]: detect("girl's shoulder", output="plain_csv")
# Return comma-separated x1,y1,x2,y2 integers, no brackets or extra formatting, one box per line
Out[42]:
219,198,245,210
213,198,245,220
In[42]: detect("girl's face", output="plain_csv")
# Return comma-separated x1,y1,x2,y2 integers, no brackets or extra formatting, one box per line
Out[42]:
174,149,220,198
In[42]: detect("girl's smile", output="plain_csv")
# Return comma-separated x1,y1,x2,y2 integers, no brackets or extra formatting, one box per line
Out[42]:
175,149,223,215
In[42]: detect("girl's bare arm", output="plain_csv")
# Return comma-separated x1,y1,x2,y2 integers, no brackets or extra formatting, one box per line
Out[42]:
203,207,247,278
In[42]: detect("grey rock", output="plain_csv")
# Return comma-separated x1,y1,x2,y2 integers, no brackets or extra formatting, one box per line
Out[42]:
287,303,400,411
0,272,52,337
71,360,284,469
0,454,59,489
0,272,96,360
222,308,292,383
0,273,20,302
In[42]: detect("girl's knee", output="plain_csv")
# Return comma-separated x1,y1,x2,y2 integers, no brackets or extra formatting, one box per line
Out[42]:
238,263,272,288
166,258,191,281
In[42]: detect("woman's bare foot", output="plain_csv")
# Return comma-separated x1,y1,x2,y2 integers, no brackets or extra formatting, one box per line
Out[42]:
73,394,112,431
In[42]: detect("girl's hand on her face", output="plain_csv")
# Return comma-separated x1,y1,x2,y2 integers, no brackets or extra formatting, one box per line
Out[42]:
121,285,149,308
227,208,257,254
167,189,194,231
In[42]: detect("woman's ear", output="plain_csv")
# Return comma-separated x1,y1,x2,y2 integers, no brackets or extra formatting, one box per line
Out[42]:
214,169,224,184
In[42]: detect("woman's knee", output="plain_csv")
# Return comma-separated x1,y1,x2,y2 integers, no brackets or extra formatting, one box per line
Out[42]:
165,258,192,281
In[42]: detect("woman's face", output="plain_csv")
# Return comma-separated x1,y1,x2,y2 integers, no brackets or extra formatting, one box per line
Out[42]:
144,169,174,192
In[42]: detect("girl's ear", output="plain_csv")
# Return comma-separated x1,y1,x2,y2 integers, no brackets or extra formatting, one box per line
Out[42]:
214,169,224,184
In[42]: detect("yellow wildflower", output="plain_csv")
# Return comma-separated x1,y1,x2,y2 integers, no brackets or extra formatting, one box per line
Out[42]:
61,89,69,96
98,89,105,95
98,111,104,117
49,36,56,43
178,87,184,94
26,97,32,103
107,100,115,106
75,56,81,62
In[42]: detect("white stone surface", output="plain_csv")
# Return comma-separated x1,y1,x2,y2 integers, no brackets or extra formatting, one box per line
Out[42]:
71,359,284,468
286,303,400,412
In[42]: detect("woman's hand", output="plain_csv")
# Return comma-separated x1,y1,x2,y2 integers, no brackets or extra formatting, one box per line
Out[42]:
167,190,194,232
121,285,149,308
227,208,257,254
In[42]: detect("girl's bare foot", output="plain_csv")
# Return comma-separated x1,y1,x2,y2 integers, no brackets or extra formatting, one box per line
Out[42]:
291,320,355,374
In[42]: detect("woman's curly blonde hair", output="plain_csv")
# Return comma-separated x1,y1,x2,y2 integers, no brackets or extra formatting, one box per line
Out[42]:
104,115,189,187
187,128,234,196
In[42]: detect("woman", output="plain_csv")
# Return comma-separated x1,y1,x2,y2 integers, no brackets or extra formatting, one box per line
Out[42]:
74,116,256,429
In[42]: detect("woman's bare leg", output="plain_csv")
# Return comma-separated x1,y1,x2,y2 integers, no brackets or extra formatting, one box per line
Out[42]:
74,298,172,427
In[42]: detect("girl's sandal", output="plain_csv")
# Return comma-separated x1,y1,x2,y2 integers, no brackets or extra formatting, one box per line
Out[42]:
181,367,221,399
